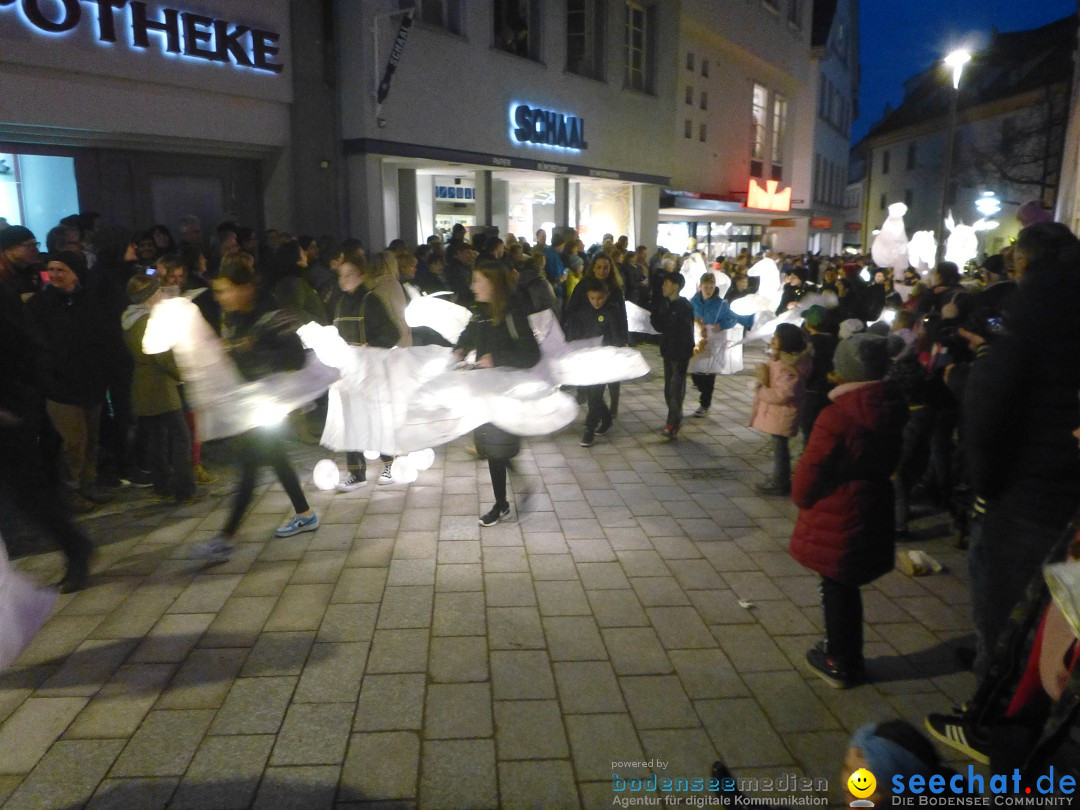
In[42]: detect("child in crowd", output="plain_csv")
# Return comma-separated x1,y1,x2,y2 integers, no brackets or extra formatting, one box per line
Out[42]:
650,272,695,440
789,333,907,687
800,304,837,441
566,278,629,447
750,322,811,495
122,275,195,503
688,271,755,417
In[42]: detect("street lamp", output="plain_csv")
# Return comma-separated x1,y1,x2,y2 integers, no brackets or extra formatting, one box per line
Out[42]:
936,49,972,263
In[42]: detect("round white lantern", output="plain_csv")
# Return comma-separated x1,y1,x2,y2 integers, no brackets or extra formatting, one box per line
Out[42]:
408,448,435,472
312,459,341,491
363,449,381,461
390,456,418,484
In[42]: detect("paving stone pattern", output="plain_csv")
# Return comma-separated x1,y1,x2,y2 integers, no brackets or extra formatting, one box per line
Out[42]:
0,345,981,808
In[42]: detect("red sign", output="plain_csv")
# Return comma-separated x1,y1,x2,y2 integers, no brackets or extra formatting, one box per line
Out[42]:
769,219,796,228
810,217,833,229
845,222,862,232
745,179,792,212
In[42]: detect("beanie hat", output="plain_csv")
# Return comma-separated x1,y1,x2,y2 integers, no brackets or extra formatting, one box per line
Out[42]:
834,333,890,383
867,320,891,337
50,250,88,282
126,275,160,305
1017,200,1053,227
838,318,866,340
0,225,35,251
802,304,829,331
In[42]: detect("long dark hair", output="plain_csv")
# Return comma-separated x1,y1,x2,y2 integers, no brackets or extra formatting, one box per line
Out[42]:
475,259,516,325
587,252,623,292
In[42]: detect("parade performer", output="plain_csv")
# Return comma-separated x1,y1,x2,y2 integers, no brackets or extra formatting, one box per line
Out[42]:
688,271,755,415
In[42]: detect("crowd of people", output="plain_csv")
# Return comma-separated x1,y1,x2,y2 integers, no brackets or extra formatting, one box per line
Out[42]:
1,206,1078,793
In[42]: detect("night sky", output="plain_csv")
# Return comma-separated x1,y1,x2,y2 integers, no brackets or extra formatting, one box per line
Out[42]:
855,0,1077,143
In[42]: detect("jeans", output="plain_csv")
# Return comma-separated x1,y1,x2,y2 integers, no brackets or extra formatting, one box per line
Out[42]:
346,451,391,477
582,385,611,431
224,427,310,537
691,373,715,409
821,577,864,664
607,382,620,419
45,400,103,488
663,358,688,428
772,435,791,487
141,410,195,499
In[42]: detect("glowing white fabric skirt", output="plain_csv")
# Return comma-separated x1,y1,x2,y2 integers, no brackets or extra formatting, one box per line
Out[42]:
688,324,745,375
0,538,57,671
528,310,650,387
142,297,341,441
625,301,659,335
404,293,473,345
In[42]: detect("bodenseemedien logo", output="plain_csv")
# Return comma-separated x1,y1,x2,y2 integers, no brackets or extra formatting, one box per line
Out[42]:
849,768,878,807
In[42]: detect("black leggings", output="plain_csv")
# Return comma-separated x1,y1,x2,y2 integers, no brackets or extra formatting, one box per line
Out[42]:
489,459,508,505
820,577,864,664
225,427,309,537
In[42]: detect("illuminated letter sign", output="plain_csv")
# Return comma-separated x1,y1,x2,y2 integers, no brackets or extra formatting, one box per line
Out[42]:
746,179,792,212
0,0,284,73
512,105,588,150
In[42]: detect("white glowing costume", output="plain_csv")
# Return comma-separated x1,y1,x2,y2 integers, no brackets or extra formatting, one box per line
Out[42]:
871,202,910,273
625,301,659,335
142,297,340,441
679,252,709,301
689,323,746,375
404,293,472,345
907,230,937,277
0,537,57,670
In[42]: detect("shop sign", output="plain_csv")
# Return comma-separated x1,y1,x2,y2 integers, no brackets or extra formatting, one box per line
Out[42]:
845,222,862,232
0,0,284,73
435,185,475,201
745,179,792,212
511,104,588,150
810,217,833,229
769,219,796,228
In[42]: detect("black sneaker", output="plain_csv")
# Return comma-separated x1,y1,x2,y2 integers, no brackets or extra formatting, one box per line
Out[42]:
755,480,790,497
580,429,596,447
337,472,366,492
805,646,864,689
479,503,511,527
924,713,990,764
595,417,612,436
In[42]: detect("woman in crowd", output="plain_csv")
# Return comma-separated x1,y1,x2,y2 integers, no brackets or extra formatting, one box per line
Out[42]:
564,252,628,418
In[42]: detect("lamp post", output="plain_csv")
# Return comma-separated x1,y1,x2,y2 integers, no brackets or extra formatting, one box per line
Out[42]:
935,49,972,264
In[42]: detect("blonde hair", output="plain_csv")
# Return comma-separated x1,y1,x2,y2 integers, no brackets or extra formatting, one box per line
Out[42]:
368,250,398,280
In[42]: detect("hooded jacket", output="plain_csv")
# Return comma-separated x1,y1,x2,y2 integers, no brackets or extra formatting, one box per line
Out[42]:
366,273,413,348
788,380,908,585
691,288,754,330
122,306,183,416
749,349,812,437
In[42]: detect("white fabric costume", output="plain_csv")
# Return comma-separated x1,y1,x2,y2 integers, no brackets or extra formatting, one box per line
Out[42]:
141,297,340,441
0,537,57,670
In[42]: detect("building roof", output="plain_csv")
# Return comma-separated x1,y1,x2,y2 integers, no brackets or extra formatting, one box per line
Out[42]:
811,0,838,49
864,14,1077,141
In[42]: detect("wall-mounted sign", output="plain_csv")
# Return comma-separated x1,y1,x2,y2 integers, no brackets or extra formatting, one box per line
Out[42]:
0,0,284,73
745,179,792,212
845,222,862,232
769,219,796,228
511,104,587,151
810,217,833,229
435,185,475,201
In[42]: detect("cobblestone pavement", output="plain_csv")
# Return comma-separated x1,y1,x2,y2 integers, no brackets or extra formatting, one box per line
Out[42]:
0,344,980,809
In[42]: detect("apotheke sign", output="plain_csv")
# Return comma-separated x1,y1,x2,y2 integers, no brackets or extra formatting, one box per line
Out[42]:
0,0,284,73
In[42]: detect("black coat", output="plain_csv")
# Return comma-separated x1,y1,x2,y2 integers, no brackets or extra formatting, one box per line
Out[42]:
23,283,122,406
650,296,695,363
446,259,474,306
456,297,539,369
220,301,306,382
565,298,628,347
964,251,1080,527
329,286,400,348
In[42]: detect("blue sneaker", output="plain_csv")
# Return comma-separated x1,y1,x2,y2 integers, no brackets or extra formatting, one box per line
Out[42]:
275,512,320,538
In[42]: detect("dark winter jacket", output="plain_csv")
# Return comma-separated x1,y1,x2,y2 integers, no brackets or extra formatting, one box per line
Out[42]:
456,296,540,369
565,298,629,347
330,286,401,348
23,282,122,406
775,281,816,315
220,301,306,382
650,295,695,363
964,251,1080,528
789,380,907,585
445,258,474,306
805,332,838,394
273,274,328,326
564,273,624,326
517,268,556,315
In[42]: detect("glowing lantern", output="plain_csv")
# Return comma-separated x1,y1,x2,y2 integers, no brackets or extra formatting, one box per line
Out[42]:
391,456,418,484
408,448,436,471
312,459,341,491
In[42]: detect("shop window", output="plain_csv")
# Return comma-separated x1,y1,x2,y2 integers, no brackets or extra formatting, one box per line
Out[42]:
624,1,655,93
771,92,786,179
699,123,707,142
0,153,79,240
495,0,542,61
685,86,693,105
700,90,707,110
686,51,694,71
684,119,692,139
882,149,891,175
701,58,709,78
566,0,605,79
751,82,767,165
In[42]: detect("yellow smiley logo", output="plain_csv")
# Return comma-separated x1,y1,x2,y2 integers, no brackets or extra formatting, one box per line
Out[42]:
848,768,876,799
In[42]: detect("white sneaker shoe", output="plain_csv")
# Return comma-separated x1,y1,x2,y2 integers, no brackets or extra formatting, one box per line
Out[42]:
378,464,395,485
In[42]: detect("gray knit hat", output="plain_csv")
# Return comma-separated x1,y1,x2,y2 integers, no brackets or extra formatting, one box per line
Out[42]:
126,275,160,305
834,333,890,383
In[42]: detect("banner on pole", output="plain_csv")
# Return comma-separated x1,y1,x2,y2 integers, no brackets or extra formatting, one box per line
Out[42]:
377,10,415,105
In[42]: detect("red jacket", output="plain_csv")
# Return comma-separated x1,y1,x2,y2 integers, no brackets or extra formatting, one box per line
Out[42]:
789,380,907,585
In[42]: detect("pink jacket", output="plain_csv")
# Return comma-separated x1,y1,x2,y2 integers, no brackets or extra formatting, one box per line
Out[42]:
749,350,811,437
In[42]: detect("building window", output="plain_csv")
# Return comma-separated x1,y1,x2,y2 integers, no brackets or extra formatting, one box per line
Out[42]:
879,192,886,211
882,150,890,175
699,123,707,142
566,0,605,79
624,1,654,93
494,0,541,61
686,51,694,71
771,92,787,179
700,90,707,110
684,119,692,139
904,188,913,208
401,0,463,33
751,82,768,169
906,142,917,171
685,86,693,105
788,0,801,28
701,58,709,78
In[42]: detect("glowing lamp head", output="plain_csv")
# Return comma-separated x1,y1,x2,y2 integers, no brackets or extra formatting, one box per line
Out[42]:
975,192,1001,218
944,50,971,89
312,459,341,491
390,456,418,484
408,448,436,472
